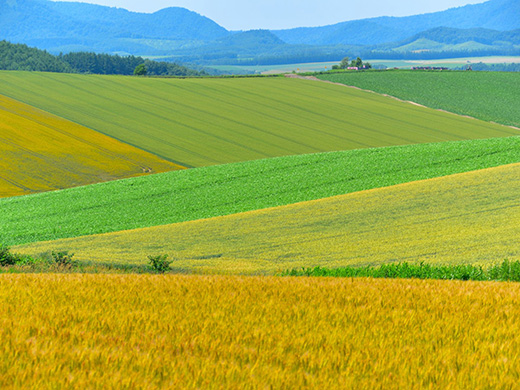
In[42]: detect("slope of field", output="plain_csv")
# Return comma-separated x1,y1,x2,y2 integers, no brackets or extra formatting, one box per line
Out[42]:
1,274,520,388
5,135,519,248
0,71,517,167
0,94,182,198
17,162,520,274
318,70,520,128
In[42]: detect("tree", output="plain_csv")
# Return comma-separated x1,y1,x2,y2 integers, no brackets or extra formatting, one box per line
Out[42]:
339,57,350,69
133,63,147,76
351,57,363,68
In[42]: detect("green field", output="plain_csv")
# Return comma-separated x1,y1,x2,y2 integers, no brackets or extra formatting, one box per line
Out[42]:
318,70,520,128
0,71,516,167
3,136,520,247
16,162,520,274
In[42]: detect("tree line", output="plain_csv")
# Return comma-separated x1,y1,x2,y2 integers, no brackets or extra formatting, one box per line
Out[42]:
0,40,205,76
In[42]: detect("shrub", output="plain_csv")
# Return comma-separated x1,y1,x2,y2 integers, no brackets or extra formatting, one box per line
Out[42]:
148,254,172,273
51,251,75,268
0,245,20,266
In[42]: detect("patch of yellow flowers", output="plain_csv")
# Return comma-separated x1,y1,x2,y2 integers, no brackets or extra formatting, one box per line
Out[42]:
1,274,520,388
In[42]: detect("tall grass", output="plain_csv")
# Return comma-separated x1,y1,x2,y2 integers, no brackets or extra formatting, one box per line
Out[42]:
1,274,520,388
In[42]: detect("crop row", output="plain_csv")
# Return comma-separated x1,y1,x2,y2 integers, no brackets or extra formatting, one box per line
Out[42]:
0,71,516,167
0,94,180,197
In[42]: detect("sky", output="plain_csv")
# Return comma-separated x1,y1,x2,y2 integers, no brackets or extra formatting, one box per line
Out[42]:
53,0,488,30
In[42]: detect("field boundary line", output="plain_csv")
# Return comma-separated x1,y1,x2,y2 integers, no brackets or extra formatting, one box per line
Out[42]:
285,74,520,132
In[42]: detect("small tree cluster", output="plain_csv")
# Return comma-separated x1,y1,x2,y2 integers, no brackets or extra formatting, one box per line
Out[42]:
332,57,372,70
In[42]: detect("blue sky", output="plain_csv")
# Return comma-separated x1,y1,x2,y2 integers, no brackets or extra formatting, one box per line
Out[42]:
54,0,487,30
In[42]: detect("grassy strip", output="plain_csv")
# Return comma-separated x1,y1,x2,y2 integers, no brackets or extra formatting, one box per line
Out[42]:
0,246,168,274
0,72,516,167
3,136,520,247
317,70,520,128
284,260,520,282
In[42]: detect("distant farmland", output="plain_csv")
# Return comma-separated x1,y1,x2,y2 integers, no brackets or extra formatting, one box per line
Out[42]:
7,136,520,248
319,70,520,128
0,71,517,167
0,94,181,197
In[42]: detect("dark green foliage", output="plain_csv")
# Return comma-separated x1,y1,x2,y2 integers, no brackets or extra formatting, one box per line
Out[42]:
0,41,72,72
283,260,520,282
60,52,143,75
339,57,349,69
133,63,147,76
51,251,75,268
0,40,204,76
148,255,172,273
142,59,204,76
0,245,35,267
0,245,18,266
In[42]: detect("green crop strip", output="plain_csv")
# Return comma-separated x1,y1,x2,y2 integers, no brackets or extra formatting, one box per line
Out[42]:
2,136,520,247
0,71,516,167
283,260,520,282
318,70,520,128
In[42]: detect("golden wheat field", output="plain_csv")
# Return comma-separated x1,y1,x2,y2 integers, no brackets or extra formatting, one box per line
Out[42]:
0,274,519,389
18,162,520,273
0,94,182,197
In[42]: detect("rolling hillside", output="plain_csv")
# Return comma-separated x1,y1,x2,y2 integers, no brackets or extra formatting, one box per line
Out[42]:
4,136,520,247
0,94,181,198
318,71,520,128
17,162,520,274
0,72,517,167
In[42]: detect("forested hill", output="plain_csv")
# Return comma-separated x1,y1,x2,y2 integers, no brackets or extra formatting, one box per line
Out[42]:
0,0,230,54
273,0,520,45
0,41,205,76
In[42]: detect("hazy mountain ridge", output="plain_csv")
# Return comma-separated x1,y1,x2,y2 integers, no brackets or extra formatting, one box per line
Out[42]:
0,0,230,53
273,0,520,45
0,0,518,64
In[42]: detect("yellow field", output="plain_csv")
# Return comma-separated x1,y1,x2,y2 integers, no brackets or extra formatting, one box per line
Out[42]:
0,94,182,197
17,162,520,273
0,274,519,389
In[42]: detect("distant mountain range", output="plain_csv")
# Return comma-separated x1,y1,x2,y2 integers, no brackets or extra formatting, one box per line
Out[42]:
273,0,520,45
0,0,519,65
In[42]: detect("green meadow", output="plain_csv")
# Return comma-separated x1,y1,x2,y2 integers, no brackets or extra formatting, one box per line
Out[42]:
319,70,520,128
0,71,516,167
3,136,520,247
